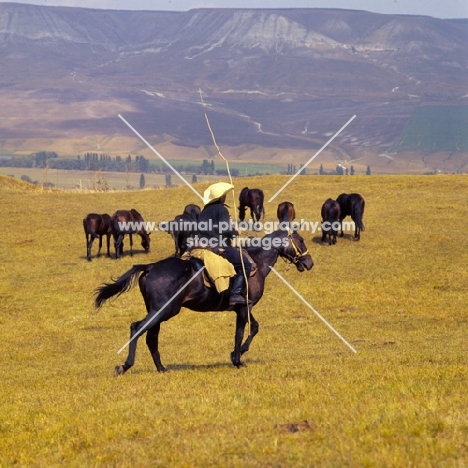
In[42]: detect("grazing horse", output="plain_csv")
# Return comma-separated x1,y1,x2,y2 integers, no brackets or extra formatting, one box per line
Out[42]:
239,187,265,222
111,209,151,259
169,204,201,257
321,199,341,245
336,193,365,240
277,201,296,228
83,213,112,261
94,229,313,374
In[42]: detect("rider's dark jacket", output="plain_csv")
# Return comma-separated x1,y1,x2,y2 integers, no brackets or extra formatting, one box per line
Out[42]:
197,200,237,249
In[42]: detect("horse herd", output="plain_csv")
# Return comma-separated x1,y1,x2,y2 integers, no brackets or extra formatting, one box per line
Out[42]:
83,187,365,261
83,209,151,261
90,185,365,374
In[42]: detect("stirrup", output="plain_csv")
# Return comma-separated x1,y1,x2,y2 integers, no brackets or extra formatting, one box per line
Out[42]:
229,292,247,305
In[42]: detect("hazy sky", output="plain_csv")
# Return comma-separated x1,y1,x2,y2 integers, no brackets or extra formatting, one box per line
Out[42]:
0,0,467,19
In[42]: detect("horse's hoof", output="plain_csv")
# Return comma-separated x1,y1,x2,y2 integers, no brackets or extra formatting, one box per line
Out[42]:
230,352,245,368
114,365,125,376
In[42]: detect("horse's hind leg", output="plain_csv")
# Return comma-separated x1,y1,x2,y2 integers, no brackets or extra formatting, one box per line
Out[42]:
97,235,103,258
86,234,94,261
230,308,249,368
240,312,259,356
115,319,142,375
114,234,122,259
129,233,134,256
106,234,111,257
145,324,166,372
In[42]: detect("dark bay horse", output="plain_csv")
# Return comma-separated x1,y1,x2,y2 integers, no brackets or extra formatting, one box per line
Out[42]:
169,204,201,257
321,199,341,245
95,229,313,374
277,201,296,228
239,187,265,222
83,213,112,261
336,193,365,240
111,209,151,259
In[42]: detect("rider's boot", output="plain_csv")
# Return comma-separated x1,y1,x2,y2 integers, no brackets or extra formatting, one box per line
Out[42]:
229,274,247,306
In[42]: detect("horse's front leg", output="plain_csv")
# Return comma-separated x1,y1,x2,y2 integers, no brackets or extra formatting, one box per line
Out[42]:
230,309,248,368
240,311,259,356
339,219,344,237
129,233,134,256
145,323,167,372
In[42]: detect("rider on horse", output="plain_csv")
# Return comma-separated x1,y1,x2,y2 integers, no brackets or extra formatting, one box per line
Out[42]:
197,182,252,306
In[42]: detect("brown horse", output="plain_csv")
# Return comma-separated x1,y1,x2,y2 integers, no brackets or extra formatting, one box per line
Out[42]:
111,209,151,259
94,229,313,374
239,187,265,222
168,204,201,257
83,213,112,261
277,201,296,228
321,198,341,245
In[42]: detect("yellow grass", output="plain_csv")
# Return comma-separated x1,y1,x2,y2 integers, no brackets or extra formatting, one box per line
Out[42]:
0,173,467,467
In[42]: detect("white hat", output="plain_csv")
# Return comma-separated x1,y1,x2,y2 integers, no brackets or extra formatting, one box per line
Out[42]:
203,182,234,205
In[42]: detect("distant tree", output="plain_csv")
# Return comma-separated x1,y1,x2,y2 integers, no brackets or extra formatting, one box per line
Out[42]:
345,167,349,175
336,164,344,175
350,165,355,175
300,164,306,175
139,173,146,189
192,174,197,183
366,165,371,175
165,174,172,187
319,164,324,175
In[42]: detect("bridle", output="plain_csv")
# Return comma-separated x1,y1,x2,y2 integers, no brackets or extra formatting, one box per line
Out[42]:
282,228,309,265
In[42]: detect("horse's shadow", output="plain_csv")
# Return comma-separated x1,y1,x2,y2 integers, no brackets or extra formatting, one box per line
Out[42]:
125,358,263,375
81,249,150,261
311,234,355,245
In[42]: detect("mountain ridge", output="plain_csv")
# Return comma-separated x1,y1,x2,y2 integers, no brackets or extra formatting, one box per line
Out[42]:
0,3,467,173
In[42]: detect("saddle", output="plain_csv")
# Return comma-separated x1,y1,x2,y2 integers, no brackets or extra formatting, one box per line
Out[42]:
181,248,257,293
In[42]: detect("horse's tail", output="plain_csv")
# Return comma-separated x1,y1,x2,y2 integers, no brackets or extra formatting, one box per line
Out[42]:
258,191,265,220
94,264,150,309
85,216,99,239
353,201,365,231
327,202,339,225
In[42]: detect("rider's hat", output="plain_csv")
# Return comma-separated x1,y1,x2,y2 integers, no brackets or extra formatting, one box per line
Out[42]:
203,182,234,205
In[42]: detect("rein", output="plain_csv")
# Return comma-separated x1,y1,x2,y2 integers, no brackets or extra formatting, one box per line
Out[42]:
283,228,309,264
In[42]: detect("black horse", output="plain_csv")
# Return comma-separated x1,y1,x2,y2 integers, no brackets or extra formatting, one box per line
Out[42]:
111,209,151,259
336,193,365,240
321,198,341,245
95,229,313,374
168,204,201,257
277,201,296,228
239,187,265,222
83,213,112,261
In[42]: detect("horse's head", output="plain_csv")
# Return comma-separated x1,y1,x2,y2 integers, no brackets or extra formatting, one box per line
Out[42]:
141,233,151,253
277,229,313,272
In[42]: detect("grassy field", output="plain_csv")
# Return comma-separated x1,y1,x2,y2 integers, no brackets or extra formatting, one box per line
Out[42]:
1,173,467,467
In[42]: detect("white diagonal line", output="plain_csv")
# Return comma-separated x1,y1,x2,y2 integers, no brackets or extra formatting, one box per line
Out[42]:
118,114,204,201
268,115,356,203
117,266,206,354
269,266,357,353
